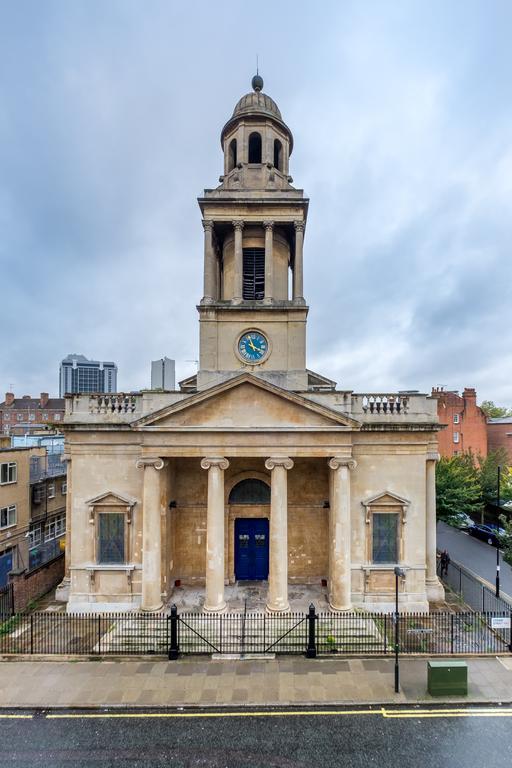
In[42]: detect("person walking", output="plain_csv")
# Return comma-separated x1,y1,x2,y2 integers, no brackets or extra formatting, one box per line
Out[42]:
440,550,450,577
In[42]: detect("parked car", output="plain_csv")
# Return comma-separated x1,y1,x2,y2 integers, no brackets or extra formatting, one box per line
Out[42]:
467,524,506,547
446,512,474,529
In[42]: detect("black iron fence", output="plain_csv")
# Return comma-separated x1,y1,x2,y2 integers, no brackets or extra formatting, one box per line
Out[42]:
0,584,14,618
0,604,510,657
441,557,512,614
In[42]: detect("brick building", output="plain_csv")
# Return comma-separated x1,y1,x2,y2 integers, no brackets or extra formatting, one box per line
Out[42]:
431,387,488,459
0,393,65,437
487,417,512,465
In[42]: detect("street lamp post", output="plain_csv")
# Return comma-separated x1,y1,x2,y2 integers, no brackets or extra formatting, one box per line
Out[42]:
394,566,405,693
496,465,501,599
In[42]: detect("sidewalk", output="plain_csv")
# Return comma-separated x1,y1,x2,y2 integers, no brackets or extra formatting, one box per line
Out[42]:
0,656,511,709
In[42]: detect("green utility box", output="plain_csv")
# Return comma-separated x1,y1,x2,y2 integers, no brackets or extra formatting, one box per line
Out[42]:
427,661,468,696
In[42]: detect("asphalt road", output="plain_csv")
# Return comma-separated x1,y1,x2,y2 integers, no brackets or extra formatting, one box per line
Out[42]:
2,707,512,767
437,521,512,598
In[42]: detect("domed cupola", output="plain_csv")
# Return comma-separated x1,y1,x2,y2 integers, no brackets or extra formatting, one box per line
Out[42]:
220,76,293,176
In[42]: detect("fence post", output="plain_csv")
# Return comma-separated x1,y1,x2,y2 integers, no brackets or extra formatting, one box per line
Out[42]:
306,603,317,658
168,604,179,660
450,613,454,655
30,613,34,654
384,614,387,654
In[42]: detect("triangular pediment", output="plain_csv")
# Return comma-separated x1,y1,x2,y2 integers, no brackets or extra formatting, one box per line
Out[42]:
86,490,137,508
133,374,360,431
362,491,410,508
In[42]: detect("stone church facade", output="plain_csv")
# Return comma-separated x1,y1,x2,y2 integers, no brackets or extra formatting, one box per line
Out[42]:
61,77,444,613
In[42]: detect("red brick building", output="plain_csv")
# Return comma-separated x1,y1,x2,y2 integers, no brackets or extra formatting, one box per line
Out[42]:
431,387,488,459
0,393,65,437
487,417,512,465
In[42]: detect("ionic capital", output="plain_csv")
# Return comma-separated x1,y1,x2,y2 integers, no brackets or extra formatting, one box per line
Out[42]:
232,220,245,232
136,457,165,471
328,457,357,471
263,220,274,231
426,452,440,462
202,219,214,232
265,457,294,471
294,221,305,233
201,457,229,471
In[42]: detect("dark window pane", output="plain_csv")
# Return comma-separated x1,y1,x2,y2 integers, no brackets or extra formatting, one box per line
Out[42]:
242,248,265,300
372,513,398,564
98,513,125,564
229,479,270,504
248,132,262,163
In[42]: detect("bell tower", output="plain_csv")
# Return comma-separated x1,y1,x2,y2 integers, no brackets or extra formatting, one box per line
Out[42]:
195,75,310,391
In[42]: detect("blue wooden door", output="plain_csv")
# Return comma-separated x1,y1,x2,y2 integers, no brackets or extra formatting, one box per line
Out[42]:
0,550,13,589
235,518,269,580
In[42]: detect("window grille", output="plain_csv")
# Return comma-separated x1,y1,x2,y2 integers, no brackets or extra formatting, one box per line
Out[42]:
242,248,265,300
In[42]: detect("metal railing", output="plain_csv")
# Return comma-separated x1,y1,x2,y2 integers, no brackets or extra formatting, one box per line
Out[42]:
0,584,14,618
440,557,512,614
0,605,510,657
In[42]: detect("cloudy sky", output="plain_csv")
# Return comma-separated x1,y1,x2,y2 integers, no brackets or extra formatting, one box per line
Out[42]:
1,0,511,404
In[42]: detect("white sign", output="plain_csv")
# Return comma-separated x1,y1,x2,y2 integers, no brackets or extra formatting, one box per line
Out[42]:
491,617,511,629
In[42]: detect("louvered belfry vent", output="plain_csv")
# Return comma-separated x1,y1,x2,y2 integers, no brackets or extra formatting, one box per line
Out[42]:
242,248,265,300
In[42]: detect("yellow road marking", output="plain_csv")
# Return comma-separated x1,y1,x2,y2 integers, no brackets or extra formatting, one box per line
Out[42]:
0,715,33,720
47,707,512,720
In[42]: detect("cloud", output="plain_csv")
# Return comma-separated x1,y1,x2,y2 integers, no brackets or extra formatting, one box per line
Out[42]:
0,0,511,405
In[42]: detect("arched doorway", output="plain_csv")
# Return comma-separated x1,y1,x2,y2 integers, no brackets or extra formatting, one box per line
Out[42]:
229,479,270,580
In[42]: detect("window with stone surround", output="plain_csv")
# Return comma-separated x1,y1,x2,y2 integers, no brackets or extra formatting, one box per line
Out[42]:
362,491,409,566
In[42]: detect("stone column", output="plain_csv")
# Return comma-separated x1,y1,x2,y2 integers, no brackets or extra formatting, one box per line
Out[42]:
136,457,165,612
327,457,357,612
265,457,294,612
202,219,216,304
293,221,305,303
201,457,229,613
425,451,444,601
263,220,274,302
55,454,71,602
232,220,244,302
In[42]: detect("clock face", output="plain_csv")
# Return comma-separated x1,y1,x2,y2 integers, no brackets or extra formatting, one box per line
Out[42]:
238,331,269,364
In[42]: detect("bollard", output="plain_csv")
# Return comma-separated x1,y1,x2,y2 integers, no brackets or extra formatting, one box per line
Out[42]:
168,604,179,660
306,603,317,658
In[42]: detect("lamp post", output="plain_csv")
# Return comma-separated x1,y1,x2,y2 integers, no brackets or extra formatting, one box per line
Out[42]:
394,566,405,693
496,465,501,599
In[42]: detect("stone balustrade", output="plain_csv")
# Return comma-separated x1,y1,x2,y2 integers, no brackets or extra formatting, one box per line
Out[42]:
360,394,409,415
89,394,139,415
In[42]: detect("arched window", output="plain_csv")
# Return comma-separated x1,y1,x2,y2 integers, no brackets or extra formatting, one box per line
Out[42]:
248,132,262,163
273,139,283,171
228,138,237,171
229,479,270,504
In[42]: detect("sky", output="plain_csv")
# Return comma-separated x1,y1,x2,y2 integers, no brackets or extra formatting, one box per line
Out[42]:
1,0,511,404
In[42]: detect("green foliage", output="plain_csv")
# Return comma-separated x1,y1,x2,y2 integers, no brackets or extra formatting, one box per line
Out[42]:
480,400,512,418
436,455,482,520
478,449,512,505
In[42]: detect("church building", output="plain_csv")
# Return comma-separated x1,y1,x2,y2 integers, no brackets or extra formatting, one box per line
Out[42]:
61,76,444,613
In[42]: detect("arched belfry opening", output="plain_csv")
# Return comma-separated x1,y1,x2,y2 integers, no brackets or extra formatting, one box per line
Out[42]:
274,139,283,171
228,138,237,171
229,478,270,504
248,132,262,163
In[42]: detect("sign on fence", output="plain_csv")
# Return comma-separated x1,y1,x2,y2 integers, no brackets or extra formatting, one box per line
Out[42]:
491,617,511,630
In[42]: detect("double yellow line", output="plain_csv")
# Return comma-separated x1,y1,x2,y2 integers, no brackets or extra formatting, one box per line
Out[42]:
1,707,511,721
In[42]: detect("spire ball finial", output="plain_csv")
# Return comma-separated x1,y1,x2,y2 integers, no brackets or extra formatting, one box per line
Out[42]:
252,74,263,92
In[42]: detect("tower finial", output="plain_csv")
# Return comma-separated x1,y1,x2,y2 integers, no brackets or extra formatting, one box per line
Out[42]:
252,66,263,93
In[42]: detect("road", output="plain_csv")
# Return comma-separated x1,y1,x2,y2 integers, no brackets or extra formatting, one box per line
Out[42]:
437,521,512,598
1,706,512,767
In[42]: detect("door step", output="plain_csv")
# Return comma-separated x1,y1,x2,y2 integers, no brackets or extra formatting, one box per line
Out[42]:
211,653,276,660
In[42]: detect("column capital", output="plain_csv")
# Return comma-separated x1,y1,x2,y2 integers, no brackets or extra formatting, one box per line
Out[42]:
263,220,274,230
201,457,229,471
328,457,357,471
426,452,440,462
232,220,245,231
265,457,294,471
136,457,165,471
294,220,305,233
202,219,214,232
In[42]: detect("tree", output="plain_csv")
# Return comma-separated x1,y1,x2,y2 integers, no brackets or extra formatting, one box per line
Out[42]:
478,449,512,506
480,400,512,419
436,455,482,521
